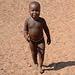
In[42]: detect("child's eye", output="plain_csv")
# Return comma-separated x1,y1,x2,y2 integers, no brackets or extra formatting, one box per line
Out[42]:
36,10,39,11
31,10,34,11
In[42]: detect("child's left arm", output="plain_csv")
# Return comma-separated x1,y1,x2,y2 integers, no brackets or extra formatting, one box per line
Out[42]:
43,19,51,45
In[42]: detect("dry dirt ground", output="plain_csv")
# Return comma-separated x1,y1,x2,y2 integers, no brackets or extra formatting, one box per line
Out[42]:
0,0,75,75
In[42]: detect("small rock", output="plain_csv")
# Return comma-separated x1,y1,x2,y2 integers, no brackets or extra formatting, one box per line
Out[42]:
28,64,31,67
1,68,3,70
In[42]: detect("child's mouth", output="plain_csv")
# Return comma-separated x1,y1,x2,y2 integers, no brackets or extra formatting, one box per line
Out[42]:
33,14,37,16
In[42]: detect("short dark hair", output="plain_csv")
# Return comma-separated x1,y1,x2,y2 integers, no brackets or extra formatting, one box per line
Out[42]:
29,1,40,8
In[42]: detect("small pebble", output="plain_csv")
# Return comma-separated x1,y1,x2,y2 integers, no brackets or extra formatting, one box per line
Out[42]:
1,68,3,70
28,64,31,67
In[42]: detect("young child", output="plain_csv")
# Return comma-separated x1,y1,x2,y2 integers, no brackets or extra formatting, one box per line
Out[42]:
24,1,51,73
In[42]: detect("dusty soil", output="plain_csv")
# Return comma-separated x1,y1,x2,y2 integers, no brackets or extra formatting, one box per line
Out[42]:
0,0,75,75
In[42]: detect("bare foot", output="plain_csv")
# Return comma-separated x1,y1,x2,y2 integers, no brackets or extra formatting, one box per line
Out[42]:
39,68,44,74
33,64,38,69
38,66,44,74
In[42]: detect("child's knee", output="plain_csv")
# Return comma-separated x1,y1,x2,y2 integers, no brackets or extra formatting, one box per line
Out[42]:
39,50,44,56
32,51,37,56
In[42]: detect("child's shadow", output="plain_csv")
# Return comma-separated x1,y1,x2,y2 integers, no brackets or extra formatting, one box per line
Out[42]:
43,61,75,71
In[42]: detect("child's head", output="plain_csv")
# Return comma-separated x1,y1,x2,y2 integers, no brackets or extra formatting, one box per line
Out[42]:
29,1,40,19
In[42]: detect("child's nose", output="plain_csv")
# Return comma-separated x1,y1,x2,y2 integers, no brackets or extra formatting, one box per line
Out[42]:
33,11,36,13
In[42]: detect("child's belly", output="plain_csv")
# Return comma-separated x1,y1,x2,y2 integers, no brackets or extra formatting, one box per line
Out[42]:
29,29,43,41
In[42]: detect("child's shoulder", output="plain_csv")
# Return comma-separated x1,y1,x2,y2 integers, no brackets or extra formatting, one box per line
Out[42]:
39,17,45,20
39,17,46,22
25,17,31,22
39,17,46,21
25,17,32,24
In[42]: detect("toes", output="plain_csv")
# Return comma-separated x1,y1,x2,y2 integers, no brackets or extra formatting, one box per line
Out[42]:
40,69,44,74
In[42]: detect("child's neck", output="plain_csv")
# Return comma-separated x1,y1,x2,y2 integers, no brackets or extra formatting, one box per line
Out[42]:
31,17,40,20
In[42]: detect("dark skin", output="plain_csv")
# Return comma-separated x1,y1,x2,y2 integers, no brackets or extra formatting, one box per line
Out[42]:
24,2,51,73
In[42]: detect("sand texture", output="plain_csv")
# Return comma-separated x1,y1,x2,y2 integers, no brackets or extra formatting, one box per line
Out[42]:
0,0,75,75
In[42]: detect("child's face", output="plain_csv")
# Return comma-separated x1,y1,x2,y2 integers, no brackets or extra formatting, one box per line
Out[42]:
29,4,40,19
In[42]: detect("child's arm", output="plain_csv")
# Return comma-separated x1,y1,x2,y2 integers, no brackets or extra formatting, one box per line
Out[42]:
24,19,30,42
43,19,51,45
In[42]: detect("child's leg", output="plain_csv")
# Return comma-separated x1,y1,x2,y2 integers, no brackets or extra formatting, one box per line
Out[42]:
29,41,38,66
37,39,45,73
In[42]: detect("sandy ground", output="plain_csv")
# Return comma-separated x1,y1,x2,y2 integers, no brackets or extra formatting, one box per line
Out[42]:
0,0,75,75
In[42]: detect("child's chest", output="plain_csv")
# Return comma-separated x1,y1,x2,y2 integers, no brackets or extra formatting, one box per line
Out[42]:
28,21,43,29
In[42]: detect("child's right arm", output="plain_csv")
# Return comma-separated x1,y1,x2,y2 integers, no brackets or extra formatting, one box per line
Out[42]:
24,19,30,42
42,18,51,45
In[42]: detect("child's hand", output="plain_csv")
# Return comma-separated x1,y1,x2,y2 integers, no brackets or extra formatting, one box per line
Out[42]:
25,34,30,42
47,38,51,45
27,36,30,42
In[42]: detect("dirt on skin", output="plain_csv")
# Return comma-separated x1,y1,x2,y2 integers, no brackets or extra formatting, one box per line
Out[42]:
0,0,75,75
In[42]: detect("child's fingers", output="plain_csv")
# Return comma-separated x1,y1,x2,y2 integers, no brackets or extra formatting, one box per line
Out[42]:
27,36,30,42
47,41,50,45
